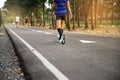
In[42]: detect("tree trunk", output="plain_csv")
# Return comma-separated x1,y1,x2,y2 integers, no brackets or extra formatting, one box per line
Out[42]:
30,9,33,26
0,8,2,27
73,0,75,30
52,15,56,29
43,3,45,27
94,0,98,28
66,13,70,31
78,0,80,28
51,0,55,29
83,0,89,29
111,1,114,25
100,1,103,25
91,0,95,30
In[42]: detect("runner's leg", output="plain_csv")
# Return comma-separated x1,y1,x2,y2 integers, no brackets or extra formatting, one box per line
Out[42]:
56,15,62,40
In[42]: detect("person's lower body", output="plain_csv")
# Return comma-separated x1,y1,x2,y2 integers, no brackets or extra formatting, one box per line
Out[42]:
25,22,29,26
56,14,66,43
57,28,63,43
16,21,19,27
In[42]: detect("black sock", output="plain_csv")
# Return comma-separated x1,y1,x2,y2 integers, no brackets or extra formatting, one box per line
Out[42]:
57,28,62,39
57,28,61,34
61,29,63,35
57,28,64,40
60,29,64,39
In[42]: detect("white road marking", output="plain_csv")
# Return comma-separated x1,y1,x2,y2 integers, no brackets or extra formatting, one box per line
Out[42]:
20,27,33,31
80,40,96,43
45,32,52,34
37,31,43,33
20,27,52,35
6,26,69,80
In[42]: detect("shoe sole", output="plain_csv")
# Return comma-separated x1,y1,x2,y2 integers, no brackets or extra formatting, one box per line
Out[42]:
62,35,65,45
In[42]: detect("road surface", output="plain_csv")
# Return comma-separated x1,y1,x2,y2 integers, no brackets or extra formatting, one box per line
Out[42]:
5,24,120,80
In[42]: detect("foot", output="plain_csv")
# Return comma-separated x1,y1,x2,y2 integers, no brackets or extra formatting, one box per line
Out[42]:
57,38,59,43
58,38,63,43
62,35,65,44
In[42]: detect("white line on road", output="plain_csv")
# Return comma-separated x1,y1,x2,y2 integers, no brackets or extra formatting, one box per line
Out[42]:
45,32,52,34
6,26,69,80
20,27,52,35
37,31,43,33
80,40,96,43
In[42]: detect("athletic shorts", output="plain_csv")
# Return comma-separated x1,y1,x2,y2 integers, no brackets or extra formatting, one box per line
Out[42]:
56,14,66,20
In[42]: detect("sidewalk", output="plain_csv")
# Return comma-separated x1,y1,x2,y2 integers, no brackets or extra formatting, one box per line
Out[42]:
0,26,25,80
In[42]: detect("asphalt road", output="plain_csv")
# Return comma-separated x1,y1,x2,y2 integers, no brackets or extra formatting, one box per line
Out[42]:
5,24,120,80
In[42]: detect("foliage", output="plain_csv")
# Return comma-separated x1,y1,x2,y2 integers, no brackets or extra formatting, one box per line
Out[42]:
0,8,2,26
2,0,120,29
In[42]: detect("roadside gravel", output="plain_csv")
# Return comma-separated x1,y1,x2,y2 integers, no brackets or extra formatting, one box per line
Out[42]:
0,26,25,80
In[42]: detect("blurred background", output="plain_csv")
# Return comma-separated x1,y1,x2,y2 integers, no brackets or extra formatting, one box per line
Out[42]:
0,0,120,36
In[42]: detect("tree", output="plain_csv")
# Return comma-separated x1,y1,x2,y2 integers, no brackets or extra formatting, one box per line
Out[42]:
4,0,47,26
72,0,76,30
94,0,98,28
42,0,46,27
3,0,119,29
91,0,95,30
77,0,81,28
83,0,90,29
0,8,2,26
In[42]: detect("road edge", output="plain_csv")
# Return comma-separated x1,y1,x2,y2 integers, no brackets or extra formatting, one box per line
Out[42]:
4,25,32,80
